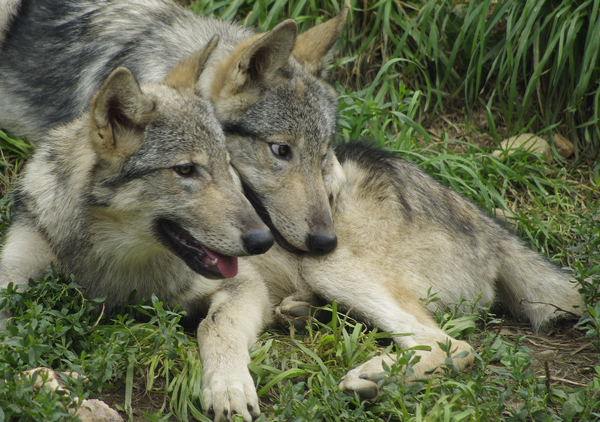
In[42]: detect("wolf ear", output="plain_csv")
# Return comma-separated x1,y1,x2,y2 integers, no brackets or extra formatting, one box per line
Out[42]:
210,20,297,116
164,35,219,92
292,8,348,79
91,67,154,154
238,20,297,88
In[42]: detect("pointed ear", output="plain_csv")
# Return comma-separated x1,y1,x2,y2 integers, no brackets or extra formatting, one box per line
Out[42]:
163,35,219,92
238,20,297,87
210,20,297,116
90,67,155,155
292,8,348,79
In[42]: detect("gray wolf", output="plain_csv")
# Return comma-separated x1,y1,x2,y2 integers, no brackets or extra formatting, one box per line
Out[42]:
0,41,277,422
260,141,583,399
0,0,347,255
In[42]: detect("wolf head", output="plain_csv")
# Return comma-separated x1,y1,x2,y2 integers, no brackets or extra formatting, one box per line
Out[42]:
85,36,273,279
200,11,348,254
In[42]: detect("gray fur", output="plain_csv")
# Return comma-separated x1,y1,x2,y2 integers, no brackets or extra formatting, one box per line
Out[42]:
261,141,583,398
1,67,273,311
0,66,276,422
0,0,347,254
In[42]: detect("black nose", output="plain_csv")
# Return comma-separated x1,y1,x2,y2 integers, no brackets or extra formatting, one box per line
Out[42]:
307,231,337,254
243,229,274,255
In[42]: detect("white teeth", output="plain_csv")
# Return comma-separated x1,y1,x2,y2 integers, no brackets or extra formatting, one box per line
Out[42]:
210,258,218,266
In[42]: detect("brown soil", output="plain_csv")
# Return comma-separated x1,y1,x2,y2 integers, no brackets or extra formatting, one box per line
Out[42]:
100,377,179,421
488,318,598,388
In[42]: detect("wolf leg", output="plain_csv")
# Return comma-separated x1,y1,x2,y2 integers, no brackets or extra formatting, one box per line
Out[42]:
0,224,55,324
339,334,473,398
0,223,55,289
197,267,271,422
335,298,474,398
301,258,473,398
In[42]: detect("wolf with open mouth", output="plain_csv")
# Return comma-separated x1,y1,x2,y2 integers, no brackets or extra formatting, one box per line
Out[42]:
0,39,278,421
0,0,348,256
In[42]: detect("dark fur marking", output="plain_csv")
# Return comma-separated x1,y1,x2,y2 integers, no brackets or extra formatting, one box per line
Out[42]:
12,185,29,214
84,191,114,208
102,166,161,188
335,141,484,239
222,121,262,140
335,141,414,221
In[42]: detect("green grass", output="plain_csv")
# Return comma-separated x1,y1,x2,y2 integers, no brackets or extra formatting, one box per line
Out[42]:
190,0,600,158
2,275,599,421
1,0,600,421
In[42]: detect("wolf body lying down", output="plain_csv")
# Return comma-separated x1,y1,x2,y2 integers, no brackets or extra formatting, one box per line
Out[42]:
0,43,279,422
0,0,583,419
259,141,583,398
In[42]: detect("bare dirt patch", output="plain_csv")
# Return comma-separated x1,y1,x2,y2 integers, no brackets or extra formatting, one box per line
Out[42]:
100,377,179,421
492,318,598,389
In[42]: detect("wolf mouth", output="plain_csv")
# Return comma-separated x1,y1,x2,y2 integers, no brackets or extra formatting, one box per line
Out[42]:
241,182,304,254
155,219,238,279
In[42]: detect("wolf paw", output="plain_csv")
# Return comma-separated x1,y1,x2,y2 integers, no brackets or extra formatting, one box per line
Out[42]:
339,339,474,399
202,369,260,422
275,291,324,333
339,355,392,399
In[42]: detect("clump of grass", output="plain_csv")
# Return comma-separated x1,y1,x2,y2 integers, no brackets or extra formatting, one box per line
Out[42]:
0,271,111,420
0,129,31,233
0,271,202,421
571,204,600,351
1,271,600,421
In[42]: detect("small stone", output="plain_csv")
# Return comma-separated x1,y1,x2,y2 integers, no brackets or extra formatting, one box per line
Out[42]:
75,399,124,422
537,350,556,358
493,133,552,162
22,367,123,422
552,133,573,158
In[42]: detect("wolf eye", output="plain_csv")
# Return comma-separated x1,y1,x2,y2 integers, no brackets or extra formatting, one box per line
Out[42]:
269,143,293,160
174,164,196,177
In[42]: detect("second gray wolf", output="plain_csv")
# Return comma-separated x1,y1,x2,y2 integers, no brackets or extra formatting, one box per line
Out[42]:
258,141,584,398
0,0,348,255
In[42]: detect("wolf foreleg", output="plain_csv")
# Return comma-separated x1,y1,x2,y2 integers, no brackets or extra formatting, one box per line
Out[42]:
197,265,270,422
0,223,55,325
300,255,474,398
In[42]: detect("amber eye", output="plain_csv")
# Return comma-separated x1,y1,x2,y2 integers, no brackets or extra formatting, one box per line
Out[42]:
269,143,293,160
174,164,195,177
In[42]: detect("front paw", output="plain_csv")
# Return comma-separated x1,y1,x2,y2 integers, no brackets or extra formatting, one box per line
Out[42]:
202,368,260,422
339,355,393,399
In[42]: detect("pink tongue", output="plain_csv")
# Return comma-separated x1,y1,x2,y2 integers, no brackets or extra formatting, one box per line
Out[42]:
203,248,239,278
